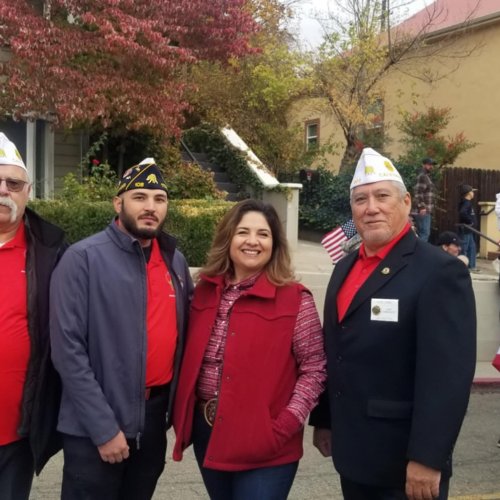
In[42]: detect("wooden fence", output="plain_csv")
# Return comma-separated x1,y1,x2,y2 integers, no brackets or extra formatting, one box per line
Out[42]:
434,166,500,244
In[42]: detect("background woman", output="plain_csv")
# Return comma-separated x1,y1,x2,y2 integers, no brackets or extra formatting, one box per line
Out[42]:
173,199,326,500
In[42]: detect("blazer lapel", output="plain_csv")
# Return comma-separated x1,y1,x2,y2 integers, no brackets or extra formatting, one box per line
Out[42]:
324,252,358,329
343,230,418,321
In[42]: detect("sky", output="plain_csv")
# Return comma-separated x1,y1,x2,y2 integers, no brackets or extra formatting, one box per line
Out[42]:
294,0,432,48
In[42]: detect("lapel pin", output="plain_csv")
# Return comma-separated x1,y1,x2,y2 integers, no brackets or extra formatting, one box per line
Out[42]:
381,267,390,275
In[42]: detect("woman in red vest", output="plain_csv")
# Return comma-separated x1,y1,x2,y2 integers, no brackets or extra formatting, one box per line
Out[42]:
173,199,326,500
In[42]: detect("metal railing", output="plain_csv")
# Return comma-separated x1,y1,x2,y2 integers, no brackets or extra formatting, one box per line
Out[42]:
456,223,499,248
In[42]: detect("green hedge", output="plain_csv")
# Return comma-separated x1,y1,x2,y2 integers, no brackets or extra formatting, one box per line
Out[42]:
29,199,232,267
299,168,353,231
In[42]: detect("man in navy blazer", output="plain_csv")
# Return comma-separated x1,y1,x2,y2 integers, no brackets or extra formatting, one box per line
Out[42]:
310,148,476,500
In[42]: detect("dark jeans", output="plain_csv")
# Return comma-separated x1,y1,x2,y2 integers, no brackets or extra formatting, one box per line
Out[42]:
61,390,169,500
340,475,450,500
192,408,298,500
461,232,477,269
0,438,34,500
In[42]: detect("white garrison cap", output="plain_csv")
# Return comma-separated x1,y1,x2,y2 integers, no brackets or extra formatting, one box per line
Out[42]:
350,147,405,190
0,132,27,171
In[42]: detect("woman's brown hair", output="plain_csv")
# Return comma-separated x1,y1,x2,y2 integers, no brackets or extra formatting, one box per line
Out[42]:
199,199,295,286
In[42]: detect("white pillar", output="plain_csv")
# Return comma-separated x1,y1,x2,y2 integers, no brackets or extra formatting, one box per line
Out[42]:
25,121,36,198
262,183,302,250
43,125,55,198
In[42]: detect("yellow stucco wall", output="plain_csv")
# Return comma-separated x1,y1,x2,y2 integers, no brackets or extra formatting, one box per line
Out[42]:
289,18,500,171
288,99,345,174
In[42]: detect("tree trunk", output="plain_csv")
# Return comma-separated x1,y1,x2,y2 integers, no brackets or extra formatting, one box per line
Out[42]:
339,136,361,174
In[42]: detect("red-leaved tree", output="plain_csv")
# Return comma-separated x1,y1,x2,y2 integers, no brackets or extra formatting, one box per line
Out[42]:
0,0,258,135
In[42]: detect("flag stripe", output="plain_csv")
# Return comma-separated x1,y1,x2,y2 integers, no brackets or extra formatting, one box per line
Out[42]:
321,219,358,264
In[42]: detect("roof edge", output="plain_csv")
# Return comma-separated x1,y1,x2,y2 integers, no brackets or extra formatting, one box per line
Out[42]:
423,10,500,41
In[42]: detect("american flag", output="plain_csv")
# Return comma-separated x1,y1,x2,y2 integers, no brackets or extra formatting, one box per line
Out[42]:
321,219,358,264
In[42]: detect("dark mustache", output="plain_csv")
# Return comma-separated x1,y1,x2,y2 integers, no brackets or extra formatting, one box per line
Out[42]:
139,212,158,222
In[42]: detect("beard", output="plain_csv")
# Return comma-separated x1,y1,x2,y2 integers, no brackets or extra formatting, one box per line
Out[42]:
119,203,166,241
0,197,18,223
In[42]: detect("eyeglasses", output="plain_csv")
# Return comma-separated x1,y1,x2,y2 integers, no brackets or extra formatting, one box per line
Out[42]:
0,178,28,192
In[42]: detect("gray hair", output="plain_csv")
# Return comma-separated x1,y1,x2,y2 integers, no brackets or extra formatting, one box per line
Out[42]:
350,180,408,203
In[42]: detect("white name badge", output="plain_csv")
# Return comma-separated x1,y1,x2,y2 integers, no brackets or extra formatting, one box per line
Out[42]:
370,298,399,322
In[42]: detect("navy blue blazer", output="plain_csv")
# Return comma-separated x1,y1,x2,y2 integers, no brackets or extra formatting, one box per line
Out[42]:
310,229,476,488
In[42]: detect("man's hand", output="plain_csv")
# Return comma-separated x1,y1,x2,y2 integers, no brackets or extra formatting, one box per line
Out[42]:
405,460,441,500
97,431,130,464
419,208,427,215
312,428,332,457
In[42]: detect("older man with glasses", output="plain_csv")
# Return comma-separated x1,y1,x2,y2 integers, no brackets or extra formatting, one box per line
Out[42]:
0,132,66,500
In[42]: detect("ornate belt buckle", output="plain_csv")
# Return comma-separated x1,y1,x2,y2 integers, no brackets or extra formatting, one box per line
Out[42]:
204,398,218,427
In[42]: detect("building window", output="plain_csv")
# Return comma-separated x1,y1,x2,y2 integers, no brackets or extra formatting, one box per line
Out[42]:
367,98,384,129
305,120,320,151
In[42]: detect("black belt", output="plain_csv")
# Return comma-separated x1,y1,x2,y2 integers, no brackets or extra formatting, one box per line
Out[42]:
145,384,170,401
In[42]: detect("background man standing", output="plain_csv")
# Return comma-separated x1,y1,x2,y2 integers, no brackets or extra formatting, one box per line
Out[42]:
311,148,476,500
413,157,436,242
50,159,193,500
0,133,65,499
458,184,479,272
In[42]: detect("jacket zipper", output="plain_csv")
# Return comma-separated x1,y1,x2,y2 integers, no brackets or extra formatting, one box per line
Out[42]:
138,242,148,450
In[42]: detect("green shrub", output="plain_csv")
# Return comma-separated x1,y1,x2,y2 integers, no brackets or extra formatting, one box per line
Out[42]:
166,200,233,266
299,168,352,231
164,162,224,200
57,162,118,202
29,199,232,267
30,200,114,243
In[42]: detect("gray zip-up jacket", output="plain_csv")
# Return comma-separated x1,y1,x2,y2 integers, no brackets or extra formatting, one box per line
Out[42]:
50,221,193,447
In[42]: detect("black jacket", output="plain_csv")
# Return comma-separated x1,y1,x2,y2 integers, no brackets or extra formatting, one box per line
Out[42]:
310,230,476,487
17,207,66,474
458,198,476,232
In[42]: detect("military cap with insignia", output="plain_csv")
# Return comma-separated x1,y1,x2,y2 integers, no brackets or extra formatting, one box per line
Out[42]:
350,148,405,190
116,157,168,195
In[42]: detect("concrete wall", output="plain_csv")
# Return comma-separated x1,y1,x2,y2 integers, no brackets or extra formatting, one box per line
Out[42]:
473,278,500,361
262,184,302,250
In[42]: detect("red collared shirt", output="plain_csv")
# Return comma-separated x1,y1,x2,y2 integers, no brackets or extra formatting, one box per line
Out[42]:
145,238,177,387
0,222,30,444
337,223,411,322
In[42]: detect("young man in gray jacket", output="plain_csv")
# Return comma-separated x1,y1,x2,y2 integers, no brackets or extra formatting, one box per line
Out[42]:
50,158,193,500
